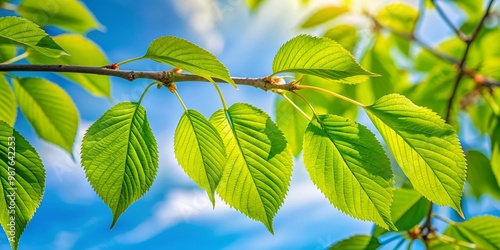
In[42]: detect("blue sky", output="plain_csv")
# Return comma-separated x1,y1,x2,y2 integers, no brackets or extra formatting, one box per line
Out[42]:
1,0,500,249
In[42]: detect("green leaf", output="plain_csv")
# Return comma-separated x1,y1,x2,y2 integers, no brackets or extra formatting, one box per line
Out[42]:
144,36,236,88
323,25,358,52
303,114,395,230
300,5,349,29
0,75,16,126
0,16,67,58
18,0,102,34
373,188,430,237
13,78,78,154
441,216,500,249
272,35,375,84
328,235,380,250
466,150,500,200
174,110,226,205
209,103,292,233
0,44,16,63
491,117,500,187
81,102,158,228
454,0,483,22
365,94,466,216
0,120,45,250
246,0,265,10
275,94,309,157
27,34,111,98
376,3,419,33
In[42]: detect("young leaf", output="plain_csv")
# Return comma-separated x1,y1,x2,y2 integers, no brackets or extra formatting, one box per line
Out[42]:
373,188,430,237
27,34,111,98
144,36,236,88
328,235,381,250
0,75,16,126
0,16,67,58
272,35,375,84
0,120,45,250
376,3,419,33
81,102,158,228
209,103,292,233
365,94,466,216
13,78,78,155
174,110,226,206
303,115,395,230
466,150,500,200
441,216,500,249
300,5,349,29
18,0,102,34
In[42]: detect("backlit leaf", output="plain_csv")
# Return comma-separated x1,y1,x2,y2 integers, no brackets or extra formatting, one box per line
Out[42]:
303,114,395,230
377,3,419,33
491,117,500,187
0,75,16,126
13,78,78,154
323,25,358,52
328,235,381,250
144,36,236,88
441,216,500,249
0,44,16,63
0,120,45,250
300,5,349,29
365,94,466,216
210,103,292,233
18,0,102,34
174,110,226,205
27,34,111,98
0,16,67,58
272,35,375,84
81,102,158,228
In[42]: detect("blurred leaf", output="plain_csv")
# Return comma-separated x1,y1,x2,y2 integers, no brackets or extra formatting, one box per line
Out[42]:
376,3,419,33
18,0,102,33
439,216,500,249
478,28,500,58
328,235,380,250
210,103,292,233
0,16,67,58
0,44,15,62
373,188,430,237
13,78,78,154
359,35,409,104
0,75,16,126
303,115,395,230
365,94,466,216
81,102,158,228
466,150,500,200
246,0,265,11
174,110,226,205
478,57,500,81
415,38,481,72
0,121,45,250
454,0,483,23
300,5,348,29
144,36,236,88
27,34,111,98
492,117,500,187
323,24,358,52
273,35,375,84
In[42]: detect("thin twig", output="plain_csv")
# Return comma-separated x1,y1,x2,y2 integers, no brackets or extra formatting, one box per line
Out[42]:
0,64,297,91
431,0,468,41
444,0,495,122
367,13,460,64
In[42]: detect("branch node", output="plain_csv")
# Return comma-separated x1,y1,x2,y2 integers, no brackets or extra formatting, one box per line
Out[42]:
127,71,137,81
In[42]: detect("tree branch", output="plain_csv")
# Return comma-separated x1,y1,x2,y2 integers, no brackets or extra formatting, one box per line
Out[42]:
431,0,469,41
0,64,296,91
444,0,495,122
367,13,460,64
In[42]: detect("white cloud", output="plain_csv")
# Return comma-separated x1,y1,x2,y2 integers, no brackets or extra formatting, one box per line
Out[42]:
172,0,225,53
52,231,80,250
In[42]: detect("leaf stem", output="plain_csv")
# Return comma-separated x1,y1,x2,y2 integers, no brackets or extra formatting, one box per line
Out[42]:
290,91,319,121
174,91,189,112
281,93,311,120
436,234,477,249
116,56,144,66
0,64,296,92
1,52,28,65
297,85,365,107
137,82,157,106
432,214,456,225
210,82,228,110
